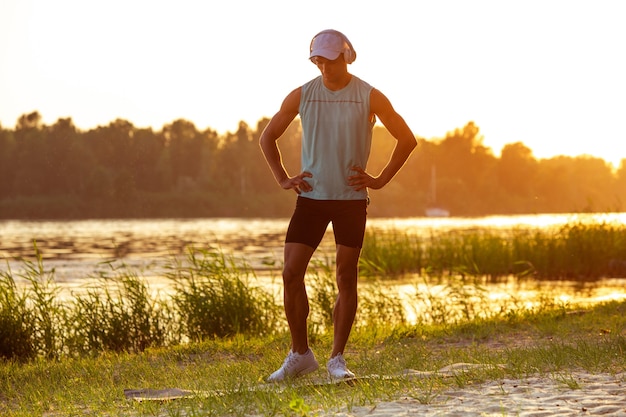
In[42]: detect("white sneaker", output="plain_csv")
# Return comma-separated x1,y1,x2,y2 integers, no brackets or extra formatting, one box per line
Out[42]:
327,353,355,379
267,349,319,382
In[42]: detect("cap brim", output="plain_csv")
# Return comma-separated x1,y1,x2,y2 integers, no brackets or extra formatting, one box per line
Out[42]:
309,48,341,60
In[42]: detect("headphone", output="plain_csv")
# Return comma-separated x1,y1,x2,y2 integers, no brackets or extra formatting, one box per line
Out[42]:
310,29,357,64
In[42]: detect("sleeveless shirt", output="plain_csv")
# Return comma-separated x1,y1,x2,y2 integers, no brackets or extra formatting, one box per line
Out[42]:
299,75,375,200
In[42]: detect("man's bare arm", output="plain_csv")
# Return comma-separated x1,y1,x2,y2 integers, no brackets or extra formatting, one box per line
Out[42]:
259,87,313,194
349,88,417,191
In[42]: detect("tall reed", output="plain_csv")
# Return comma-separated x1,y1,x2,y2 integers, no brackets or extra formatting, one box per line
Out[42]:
361,221,626,280
66,263,173,354
0,246,285,360
0,244,64,360
0,264,36,361
3,220,625,362
165,247,281,341
359,229,423,276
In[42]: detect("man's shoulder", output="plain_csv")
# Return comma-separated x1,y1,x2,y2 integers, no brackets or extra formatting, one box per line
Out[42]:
351,75,373,90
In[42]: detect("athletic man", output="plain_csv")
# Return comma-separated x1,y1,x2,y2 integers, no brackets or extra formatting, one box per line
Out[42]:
259,29,417,381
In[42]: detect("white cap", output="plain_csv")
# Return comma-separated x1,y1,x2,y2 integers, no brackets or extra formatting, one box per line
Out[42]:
309,30,355,62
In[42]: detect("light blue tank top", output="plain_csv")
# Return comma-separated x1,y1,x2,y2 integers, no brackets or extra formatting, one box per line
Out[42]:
299,75,375,200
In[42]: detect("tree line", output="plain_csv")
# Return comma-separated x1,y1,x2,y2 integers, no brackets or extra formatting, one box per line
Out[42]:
0,111,624,219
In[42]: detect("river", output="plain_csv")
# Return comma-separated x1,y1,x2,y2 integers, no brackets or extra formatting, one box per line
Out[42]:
2,214,626,310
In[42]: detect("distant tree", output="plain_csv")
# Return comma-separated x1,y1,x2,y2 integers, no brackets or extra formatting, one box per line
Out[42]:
534,156,615,213
163,119,203,185
0,126,16,196
82,165,114,200
215,122,249,194
84,119,135,172
12,112,46,195
113,168,136,202
16,111,43,130
1,112,624,218
128,127,166,192
195,127,220,192
498,142,537,195
567,156,616,212
616,159,626,211
534,157,575,212
436,122,497,215
44,118,94,196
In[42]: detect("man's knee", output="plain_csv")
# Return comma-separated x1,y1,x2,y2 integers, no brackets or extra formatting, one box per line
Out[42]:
283,265,305,288
336,270,357,293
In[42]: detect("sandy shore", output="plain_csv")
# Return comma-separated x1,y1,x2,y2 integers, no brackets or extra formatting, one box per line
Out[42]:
327,371,626,416
127,366,625,415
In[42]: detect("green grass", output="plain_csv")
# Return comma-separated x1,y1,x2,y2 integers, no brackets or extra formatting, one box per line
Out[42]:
2,221,626,415
1,300,624,416
360,221,626,280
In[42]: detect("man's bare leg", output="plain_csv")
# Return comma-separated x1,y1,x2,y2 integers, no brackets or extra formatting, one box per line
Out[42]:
283,242,315,354
331,244,360,357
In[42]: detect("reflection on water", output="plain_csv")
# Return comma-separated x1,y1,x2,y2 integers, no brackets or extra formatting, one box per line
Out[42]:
369,212,626,233
1,214,625,313
0,218,289,262
396,276,626,324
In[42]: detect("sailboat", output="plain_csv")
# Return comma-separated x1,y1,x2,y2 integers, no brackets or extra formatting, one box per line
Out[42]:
425,165,450,217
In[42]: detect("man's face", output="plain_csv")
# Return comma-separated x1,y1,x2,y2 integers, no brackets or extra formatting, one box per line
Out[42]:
311,55,347,83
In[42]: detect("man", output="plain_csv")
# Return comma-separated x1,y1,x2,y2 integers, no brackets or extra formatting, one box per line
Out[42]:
259,29,416,382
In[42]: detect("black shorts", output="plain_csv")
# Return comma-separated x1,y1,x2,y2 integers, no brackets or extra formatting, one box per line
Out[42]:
285,196,368,249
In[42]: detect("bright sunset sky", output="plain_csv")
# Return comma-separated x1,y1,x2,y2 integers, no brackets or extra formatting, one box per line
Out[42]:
1,0,624,167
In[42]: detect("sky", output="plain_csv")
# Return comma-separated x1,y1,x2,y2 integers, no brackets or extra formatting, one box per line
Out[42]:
1,0,624,167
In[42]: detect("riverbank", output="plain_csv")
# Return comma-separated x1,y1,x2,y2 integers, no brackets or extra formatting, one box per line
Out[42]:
2,299,625,416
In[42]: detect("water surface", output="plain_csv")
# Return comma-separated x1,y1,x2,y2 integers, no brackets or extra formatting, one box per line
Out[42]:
2,214,625,309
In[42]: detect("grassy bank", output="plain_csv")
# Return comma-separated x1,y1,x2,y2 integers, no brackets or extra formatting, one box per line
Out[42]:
1,297,625,416
2,221,626,415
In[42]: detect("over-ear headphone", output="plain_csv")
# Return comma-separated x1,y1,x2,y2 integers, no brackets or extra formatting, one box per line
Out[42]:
310,29,357,64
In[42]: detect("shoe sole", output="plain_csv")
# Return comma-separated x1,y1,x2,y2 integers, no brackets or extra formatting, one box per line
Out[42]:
328,372,356,380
